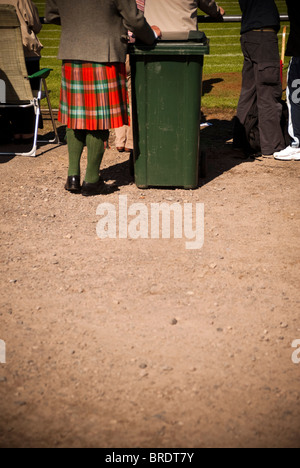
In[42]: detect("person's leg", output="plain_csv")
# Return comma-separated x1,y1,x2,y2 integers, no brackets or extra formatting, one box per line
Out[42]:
255,32,285,155
287,57,300,148
236,64,257,125
81,130,112,196
125,56,133,151
114,57,133,152
115,125,126,151
233,34,257,150
85,130,109,184
65,128,86,192
66,128,86,176
274,57,300,160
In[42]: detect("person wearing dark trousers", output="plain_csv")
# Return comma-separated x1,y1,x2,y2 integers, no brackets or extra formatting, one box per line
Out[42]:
233,0,285,157
274,0,300,161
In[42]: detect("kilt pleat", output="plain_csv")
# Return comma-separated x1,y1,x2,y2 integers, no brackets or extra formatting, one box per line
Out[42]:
59,61,129,130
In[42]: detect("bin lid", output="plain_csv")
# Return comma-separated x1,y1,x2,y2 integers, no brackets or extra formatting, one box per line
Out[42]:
160,31,205,42
161,31,190,41
129,31,210,56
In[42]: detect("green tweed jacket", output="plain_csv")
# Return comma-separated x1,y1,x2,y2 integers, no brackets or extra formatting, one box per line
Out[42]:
45,0,156,63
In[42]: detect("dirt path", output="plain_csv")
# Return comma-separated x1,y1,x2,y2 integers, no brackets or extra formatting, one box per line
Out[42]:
0,109,299,448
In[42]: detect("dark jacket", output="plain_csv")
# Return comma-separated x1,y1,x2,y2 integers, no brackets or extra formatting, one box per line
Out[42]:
286,0,300,57
45,0,156,63
239,0,280,34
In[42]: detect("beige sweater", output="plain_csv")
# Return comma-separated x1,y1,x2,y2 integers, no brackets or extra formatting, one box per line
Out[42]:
0,0,43,57
144,0,222,33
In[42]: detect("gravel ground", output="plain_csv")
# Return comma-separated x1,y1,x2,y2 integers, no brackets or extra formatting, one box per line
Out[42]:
0,108,299,448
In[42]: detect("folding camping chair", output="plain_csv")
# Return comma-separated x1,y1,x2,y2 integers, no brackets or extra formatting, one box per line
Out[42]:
0,3,59,157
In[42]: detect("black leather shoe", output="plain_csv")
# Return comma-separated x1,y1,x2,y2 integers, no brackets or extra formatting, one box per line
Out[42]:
65,176,81,193
81,178,118,197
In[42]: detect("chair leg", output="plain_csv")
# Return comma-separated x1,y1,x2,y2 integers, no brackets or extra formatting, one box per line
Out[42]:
15,100,39,157
42,78,60,144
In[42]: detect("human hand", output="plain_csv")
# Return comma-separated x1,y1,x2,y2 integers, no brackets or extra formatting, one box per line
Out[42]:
151,25,162,38
219,7,225,16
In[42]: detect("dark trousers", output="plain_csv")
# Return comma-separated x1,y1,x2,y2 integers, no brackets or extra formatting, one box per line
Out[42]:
287,56,300,148
235,31,285,155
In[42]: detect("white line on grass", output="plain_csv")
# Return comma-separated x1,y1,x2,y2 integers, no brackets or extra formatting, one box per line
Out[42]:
206,54,243,57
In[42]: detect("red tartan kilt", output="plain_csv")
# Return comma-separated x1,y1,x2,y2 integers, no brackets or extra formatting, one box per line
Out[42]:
59,61,129,130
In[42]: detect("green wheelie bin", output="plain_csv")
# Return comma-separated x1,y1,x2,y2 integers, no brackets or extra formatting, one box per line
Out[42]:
129,31,209,189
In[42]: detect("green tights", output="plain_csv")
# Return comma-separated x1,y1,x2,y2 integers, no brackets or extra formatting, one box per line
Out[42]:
66,128,109,184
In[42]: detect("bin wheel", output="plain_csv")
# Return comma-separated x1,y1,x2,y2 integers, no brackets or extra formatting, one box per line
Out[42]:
129,150,134,178
199,150,207,179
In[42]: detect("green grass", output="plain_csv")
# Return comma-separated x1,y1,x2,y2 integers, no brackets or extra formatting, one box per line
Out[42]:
34,0,290,110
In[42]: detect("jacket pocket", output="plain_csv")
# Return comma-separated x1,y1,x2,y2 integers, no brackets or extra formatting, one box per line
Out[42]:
258,62,281,85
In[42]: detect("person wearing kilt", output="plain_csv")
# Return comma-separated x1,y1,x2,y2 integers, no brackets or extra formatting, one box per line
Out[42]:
45,0,161,196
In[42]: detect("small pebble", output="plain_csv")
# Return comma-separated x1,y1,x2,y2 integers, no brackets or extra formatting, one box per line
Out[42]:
280,322,288,329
